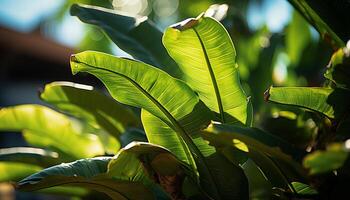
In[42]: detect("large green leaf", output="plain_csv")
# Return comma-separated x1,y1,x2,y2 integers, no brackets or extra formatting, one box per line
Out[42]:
18,142,191,200
70,4,181,77
0,105,104,159
40,81,140,147
18,156,154,200
265,86,350,119
0,147,60,168
163,15,251,125
71,51,249,199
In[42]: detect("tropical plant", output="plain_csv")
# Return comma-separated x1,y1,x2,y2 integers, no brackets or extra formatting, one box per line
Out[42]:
1,1,350,200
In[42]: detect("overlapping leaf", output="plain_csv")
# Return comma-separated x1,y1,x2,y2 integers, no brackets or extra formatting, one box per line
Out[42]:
163,15,251,125
0,105,104,159
70,51,249,199
18,142,190,200
70,3,181,77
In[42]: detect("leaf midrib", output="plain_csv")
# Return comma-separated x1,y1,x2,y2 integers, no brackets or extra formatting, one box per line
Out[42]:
193,27,225,123
73,60,198,166
74,58,224,199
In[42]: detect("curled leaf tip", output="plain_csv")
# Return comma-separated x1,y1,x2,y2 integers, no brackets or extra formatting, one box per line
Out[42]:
263,87,272,102
170,18,199,31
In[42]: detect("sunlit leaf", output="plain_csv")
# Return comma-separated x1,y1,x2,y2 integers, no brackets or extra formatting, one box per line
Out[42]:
163,16,251,125
0,162,42,182
0,105,104,159
71,51,249,200
41,81,140,135
265,86,350,119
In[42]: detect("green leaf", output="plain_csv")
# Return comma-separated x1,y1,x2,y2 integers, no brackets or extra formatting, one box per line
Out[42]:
242,159,272,200
163,16,251,125
0,162,42,182
291,182,318,195
303,143,349,175
0,147,60,168
40,81,140,149
18,156,155,200
18,142,190,200
0,105,104,159
203,123,304,161
120,128,148,147
324,46,350,90
287,0,345,48
71,51,249,200
70,3,181,77
265,86,350,119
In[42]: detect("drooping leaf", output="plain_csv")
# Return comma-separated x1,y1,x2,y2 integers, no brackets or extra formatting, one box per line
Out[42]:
265,86,350,119
163,15,251,125
303,143,349,175
0,147,60,168
203,123,304,161
287,0,345,48
70,3,181,77
18,142,191,200
18,156,155,200
0,105,104,159
70,51,249,200
40,81,140,142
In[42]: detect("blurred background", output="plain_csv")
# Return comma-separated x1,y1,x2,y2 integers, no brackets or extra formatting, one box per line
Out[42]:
0,0,333,199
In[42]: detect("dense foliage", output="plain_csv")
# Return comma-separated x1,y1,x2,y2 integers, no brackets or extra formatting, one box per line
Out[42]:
1,1,349,199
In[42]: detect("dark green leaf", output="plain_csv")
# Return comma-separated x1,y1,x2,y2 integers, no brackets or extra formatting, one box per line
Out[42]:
303,143,349,174
324,46,350,90
70,3,181,77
